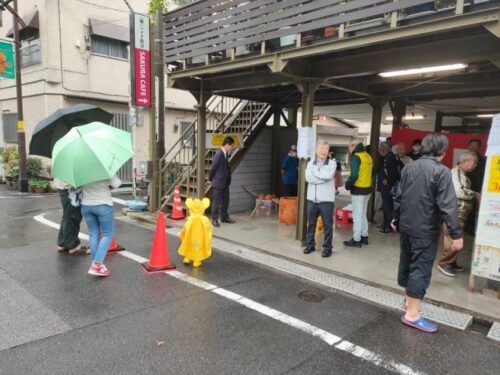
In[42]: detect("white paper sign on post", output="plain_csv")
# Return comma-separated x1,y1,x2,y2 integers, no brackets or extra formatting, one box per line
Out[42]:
297,127,316,159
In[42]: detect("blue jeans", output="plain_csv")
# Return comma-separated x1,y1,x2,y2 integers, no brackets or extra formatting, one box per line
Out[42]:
82,204,115,263
351,194,370,241
306,200,334,252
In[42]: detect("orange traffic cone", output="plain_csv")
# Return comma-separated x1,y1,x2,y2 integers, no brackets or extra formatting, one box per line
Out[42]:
108,237,124,252
99,233,124,253
169,184,185,220
141,212,176,273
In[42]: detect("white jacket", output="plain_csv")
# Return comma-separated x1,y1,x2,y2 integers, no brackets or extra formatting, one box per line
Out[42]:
305,159,335,203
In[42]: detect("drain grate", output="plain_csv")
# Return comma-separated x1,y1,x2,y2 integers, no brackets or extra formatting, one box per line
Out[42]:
298,291,325,303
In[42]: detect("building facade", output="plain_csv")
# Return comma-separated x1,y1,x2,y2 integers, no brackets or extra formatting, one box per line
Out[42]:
0,0,197,181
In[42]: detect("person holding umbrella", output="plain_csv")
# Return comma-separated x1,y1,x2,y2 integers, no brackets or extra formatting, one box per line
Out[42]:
52,122,134,277
29,104,113,256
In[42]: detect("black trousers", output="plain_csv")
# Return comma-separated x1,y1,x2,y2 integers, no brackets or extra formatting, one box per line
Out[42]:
57,190,82,249
211,187,230,220
398,232,438,300
306,200,334,252
380,187,394,230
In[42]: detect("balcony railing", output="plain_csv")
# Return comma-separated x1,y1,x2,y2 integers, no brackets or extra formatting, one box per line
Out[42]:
164,0,498,69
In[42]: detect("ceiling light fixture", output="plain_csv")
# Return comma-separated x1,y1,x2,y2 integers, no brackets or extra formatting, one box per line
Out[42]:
385,115,426,121
379,63,467,78
477,114,494,118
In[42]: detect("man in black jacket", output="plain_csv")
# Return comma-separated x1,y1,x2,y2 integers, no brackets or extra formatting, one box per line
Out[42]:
377,142,400,233
393,133,463,333
209,136,236,227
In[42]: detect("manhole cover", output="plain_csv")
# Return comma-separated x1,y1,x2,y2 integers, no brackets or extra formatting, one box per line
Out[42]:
298,291,324,303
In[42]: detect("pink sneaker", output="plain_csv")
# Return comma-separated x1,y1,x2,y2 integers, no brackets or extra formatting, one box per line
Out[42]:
88,263,110,277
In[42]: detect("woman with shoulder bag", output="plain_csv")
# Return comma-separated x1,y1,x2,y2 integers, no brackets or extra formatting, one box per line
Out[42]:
437,151,479,277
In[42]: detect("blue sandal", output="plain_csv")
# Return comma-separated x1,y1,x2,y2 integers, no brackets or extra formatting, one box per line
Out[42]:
401,315,438,333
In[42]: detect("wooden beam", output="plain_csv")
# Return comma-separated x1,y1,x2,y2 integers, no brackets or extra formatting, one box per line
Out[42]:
367,99,385,223
196,82,210,199
280,109,292,127
322,82,371,97
295,79,324,243
271,106,281,195
311,33,500,79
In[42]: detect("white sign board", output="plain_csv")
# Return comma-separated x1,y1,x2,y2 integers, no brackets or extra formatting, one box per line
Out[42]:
297,127,316,159
471,154,500,281
486,114,500,156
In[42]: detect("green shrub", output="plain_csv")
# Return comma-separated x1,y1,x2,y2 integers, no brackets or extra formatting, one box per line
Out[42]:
2,147,18,164
27,158,43,178
5,159,19,178
29,179,49,190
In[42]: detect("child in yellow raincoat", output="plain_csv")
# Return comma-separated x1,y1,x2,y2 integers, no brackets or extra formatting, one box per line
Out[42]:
178,198,212,267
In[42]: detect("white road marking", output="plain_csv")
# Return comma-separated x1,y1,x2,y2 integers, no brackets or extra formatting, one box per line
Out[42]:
335,341,420,375
33,213,424,375
34,214,89,241
111,197,128,206
0,195,45,199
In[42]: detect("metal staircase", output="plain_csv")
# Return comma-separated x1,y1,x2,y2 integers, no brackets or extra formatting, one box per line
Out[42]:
159,96,272,211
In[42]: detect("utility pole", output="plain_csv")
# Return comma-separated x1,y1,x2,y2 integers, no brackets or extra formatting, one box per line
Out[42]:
13,0,28,192
148,15,157,212
147,10,165,212
154,10,165,207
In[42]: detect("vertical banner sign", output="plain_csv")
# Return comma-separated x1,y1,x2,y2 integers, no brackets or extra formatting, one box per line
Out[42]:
0,40,15,79
131,13,151,107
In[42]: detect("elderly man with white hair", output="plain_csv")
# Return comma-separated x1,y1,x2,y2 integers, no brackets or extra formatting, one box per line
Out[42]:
304,139,336,258
437,150,479,277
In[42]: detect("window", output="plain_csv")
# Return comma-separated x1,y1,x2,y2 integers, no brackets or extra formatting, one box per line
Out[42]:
20,28,41,67
91,35,128,60
180,121,193,148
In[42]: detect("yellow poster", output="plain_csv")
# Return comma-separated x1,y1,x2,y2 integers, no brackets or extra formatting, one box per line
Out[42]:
487,155,500,193
206,133,242,149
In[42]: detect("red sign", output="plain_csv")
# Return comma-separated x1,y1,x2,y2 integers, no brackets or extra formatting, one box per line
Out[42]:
133,14,150,107
392,128,488,168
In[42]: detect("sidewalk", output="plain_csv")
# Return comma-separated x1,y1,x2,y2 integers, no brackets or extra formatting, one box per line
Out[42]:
125,193,500,322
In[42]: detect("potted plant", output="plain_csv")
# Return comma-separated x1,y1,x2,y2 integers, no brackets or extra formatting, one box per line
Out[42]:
5,160,19,190
29,179,49,194
27,157,43,179
3,148,19,189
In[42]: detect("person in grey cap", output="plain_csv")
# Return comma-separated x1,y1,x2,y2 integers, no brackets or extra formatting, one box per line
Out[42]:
281,145,299,196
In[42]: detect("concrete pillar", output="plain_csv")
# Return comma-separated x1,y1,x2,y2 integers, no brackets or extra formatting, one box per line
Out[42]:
196,82,209,199
296,80,323,242
367,99,384,222
271,105,281,195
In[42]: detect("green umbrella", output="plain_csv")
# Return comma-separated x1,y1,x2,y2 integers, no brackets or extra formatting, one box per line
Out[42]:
52,122,133,187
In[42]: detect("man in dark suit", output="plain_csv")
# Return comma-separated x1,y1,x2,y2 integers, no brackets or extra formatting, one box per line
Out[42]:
209,136,236,227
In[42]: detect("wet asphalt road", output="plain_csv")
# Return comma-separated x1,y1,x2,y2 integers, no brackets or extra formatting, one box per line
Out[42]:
0,186,499,375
